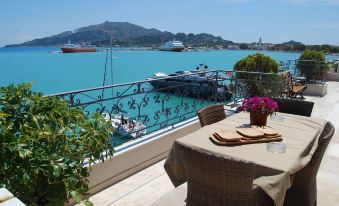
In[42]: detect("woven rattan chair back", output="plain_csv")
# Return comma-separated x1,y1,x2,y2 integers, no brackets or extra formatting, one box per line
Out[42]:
273,98,314,117
177,143,257,206
284,121,335,206
197,104,226,127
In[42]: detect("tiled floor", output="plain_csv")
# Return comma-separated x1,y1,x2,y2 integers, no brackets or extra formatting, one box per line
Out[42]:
85,81,339,206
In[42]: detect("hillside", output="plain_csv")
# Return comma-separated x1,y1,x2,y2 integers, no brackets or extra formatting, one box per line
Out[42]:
4,21,233,47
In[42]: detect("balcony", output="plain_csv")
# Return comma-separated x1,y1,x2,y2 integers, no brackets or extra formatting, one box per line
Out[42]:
36,66,322,205
76,81,339,206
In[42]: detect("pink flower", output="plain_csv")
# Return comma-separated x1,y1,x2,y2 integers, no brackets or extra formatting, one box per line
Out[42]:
239,96,278,115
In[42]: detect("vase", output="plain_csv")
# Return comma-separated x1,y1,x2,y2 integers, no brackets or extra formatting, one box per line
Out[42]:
250,112,268,126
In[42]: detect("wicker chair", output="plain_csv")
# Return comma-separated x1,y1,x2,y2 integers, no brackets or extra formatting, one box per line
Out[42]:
283,121,335,206
177,143,274,206
273,98,314,117
197,104,226,127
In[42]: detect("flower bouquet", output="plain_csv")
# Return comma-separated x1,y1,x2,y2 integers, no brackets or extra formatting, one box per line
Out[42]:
239,97,278,126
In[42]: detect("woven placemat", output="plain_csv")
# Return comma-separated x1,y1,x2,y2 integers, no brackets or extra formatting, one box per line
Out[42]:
209,135,283,146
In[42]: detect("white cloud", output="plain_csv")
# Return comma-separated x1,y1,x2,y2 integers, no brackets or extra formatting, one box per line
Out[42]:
287,0,339,5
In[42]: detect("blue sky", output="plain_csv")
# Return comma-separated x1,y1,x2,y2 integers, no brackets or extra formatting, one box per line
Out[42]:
0,0,339,47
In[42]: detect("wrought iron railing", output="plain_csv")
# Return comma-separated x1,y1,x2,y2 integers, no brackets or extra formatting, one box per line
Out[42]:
279,59,330,82
48,70,285,147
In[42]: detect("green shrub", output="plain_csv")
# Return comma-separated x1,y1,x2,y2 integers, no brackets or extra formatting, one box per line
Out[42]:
0,83,114,206
297,49,329,82
234,53,278,73
233,53,281,97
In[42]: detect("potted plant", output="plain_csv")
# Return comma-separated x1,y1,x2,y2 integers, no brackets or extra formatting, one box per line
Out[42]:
297,50,329,96
297,49,329,82
0,83,114,205
238,97,278,126
233,53,283,98
326,60,339,81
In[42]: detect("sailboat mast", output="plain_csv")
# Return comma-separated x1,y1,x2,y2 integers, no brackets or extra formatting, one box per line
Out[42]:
109,36,114,96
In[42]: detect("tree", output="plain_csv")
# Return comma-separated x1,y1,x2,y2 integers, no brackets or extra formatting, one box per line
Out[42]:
239,43,249,50
233,53,281,97
297,49,329,82
0,83,114,206
234,53,278,73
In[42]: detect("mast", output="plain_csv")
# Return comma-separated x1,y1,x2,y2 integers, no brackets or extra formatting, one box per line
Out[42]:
110,36,114,96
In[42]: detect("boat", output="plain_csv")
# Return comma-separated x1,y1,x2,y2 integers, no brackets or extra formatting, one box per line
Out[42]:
102,112,147,138
100,37,147,138
61,41,96,53
146,65,232,101
159,40,185,52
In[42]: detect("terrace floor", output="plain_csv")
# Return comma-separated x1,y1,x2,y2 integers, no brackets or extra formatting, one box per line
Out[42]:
83,81,339,206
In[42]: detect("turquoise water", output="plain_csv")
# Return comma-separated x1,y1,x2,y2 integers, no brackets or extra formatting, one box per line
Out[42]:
1,48,336,145
0,48,303,94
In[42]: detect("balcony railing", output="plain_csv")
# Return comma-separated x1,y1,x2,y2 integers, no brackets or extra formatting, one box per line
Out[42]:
48,70,285,147
279,59,331,80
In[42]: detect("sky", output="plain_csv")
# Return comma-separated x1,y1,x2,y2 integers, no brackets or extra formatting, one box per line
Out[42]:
0,0,339,47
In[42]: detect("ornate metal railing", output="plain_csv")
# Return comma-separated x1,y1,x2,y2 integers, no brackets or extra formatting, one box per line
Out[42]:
279,60,299,74
48,70,285,147
279,59,330,80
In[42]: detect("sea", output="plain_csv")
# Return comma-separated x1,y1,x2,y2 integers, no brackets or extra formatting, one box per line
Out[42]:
0,47,307,94
1,47,336,146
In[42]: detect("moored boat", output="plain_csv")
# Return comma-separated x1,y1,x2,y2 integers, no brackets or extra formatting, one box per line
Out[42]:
147,65,232,101
102,113,147,138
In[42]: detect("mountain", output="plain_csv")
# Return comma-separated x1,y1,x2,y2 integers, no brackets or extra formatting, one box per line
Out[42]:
281,40,304,46
4,21,233,48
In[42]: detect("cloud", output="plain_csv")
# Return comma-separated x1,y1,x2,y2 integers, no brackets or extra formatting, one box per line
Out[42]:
287,0,339,5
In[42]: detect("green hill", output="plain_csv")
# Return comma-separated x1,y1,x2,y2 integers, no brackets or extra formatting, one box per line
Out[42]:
4,21,233,48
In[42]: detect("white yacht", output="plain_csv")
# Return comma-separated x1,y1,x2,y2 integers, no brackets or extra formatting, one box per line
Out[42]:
159,40,185,52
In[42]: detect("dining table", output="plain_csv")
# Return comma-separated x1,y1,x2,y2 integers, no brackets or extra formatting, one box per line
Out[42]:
164,112,327,206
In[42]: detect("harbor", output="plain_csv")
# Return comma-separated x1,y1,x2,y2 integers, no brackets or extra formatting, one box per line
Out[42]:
1,0,339,205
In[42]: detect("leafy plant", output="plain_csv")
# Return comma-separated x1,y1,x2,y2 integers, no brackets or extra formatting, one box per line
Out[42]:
297,49,329,82
0,83,114,206
233,53,282,97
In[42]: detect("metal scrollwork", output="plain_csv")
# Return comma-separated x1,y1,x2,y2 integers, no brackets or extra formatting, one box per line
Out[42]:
47,69,285,146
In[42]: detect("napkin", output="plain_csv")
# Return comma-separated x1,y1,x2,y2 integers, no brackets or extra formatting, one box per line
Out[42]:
236,128,264,139
213,129,242,142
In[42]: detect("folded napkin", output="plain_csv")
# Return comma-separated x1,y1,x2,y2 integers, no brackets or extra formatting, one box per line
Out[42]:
213,129,242,142
236,128,264,138
252,126,279,136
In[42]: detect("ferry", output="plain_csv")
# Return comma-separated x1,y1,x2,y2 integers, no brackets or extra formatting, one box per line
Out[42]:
159,40,185,52
147,65,232,101
61,41,96,53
